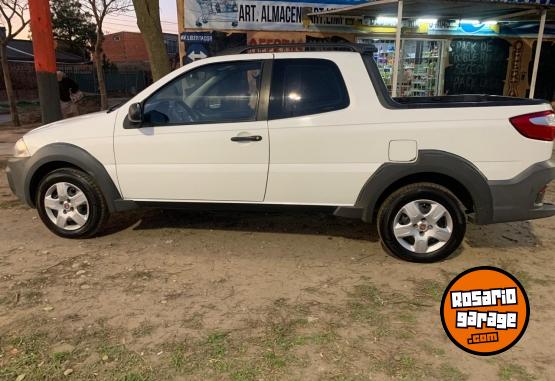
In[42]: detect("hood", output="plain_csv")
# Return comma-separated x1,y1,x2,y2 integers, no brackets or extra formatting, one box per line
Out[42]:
26,111,108,135
23,110,118,155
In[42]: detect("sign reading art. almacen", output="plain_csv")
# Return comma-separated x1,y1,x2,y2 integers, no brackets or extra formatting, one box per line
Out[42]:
440,267,529,355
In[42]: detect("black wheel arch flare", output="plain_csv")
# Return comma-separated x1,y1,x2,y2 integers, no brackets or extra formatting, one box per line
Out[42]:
24,143,129,212
352,150,494,224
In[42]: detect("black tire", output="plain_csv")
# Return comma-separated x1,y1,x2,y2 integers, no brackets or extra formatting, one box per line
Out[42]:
36,168,109,238
377,182,466,263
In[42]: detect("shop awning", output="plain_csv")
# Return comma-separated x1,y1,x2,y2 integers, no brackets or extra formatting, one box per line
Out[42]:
308,0,553,22
308,0,554,98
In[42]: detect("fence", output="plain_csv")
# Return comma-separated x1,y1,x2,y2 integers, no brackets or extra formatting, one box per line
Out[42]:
0,61,152,101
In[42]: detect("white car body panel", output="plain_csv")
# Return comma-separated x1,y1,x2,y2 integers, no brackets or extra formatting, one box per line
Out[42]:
113,121,269,201
22,111,121,191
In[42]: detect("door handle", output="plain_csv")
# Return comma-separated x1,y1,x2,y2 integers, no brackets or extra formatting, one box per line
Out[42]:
231,135,263,142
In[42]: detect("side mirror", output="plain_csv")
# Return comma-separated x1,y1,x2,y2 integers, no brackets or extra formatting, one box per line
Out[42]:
128,103,143,123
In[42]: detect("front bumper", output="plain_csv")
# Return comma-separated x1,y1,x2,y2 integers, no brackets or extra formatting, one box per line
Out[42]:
488,160,555,223
6,156,32,208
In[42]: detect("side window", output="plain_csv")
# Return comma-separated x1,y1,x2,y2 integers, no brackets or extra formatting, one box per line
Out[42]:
269,59,349,119
143,60,262,125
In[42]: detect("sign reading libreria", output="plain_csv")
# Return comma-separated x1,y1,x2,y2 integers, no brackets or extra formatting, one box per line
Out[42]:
184,0,367,31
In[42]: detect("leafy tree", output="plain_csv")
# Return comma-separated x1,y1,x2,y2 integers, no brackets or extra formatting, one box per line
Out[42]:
82,0,131,110
51,0,96,59
0,0,29,126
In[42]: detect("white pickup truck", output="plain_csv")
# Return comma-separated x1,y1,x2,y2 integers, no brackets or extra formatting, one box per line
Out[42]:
6,43,555,262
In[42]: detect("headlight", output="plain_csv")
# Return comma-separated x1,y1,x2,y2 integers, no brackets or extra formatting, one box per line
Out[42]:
13,138,30,158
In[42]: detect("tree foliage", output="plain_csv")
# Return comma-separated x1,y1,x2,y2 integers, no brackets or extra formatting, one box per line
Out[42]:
51,0,96,58
82,0,132,110
0,0,29,126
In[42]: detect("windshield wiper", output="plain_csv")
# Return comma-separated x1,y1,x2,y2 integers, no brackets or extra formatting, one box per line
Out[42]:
107,100,127,113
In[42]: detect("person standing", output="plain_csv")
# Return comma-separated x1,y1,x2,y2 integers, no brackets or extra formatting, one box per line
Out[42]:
57,71,81,118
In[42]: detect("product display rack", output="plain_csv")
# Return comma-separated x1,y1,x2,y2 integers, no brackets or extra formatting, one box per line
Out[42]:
357,37,446,97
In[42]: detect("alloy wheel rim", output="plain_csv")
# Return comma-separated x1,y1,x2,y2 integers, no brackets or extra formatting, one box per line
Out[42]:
392,199,453,254
44,182,89,231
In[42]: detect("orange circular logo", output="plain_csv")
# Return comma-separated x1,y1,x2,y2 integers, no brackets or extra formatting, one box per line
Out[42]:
440,267,529,356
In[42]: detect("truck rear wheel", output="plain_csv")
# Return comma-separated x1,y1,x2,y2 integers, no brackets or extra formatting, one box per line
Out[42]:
36,168,109,238
377,183,466,262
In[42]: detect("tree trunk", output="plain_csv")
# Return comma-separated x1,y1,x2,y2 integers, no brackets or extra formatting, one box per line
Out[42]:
0,44,21,126
132,0,171,81
94,31,108,110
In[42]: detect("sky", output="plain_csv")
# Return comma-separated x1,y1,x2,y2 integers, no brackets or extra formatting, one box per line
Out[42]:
3,0,180,39
98,0,179,35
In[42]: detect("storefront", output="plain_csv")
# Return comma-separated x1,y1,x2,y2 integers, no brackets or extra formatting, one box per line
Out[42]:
178,0,555,100
356,37,446,96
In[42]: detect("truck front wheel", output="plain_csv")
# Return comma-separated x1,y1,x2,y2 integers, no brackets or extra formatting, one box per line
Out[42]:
377,183,466,262
36,168,109,238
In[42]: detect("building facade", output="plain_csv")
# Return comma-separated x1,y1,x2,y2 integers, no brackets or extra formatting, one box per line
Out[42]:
178,0,555,101
102,32,180,68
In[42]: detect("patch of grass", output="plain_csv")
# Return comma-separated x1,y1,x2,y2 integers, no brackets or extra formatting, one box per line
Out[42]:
375,354,429,380
181,312,204,329
395,328,415,340
398,312,417,324
21,290,43,306
51,351,70,364
513,271,549,288
98,343,133,362
74,318,119,343
130,270,153,280
0,332,74,380
262,351,287,369
165,332,232,375
346,282,394,338
301,286,320,294
80,342,152,380
265,319,302,351
118,372,152,381
412,279,445,303
349,284,384,307
295,331,336,346
375,319,393,338
419,341,445,357
0,200,24,209
325,375,367,381
169,343,187,371
9,332,49,354
230,366,257,381
131,321,155,338
438,363,468,381
206,331,229,358
23,275,51,288
499,364,537,381
348,301,380,322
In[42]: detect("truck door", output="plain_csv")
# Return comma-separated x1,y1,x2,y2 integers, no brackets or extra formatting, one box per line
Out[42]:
265,57,372,205
114,58,271,202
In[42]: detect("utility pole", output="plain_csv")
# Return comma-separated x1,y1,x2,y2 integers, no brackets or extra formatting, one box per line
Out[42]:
28,0,62,123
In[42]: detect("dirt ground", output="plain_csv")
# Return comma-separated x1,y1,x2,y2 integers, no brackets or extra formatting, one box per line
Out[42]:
0,124,554,381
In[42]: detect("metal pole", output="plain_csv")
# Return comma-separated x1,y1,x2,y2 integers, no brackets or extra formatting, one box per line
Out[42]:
529,9,546,99
28,0,62,123
391,0,403,97
176,0,186,66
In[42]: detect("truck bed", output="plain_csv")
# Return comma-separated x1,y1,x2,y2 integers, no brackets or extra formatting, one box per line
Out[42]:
362,55,549,110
